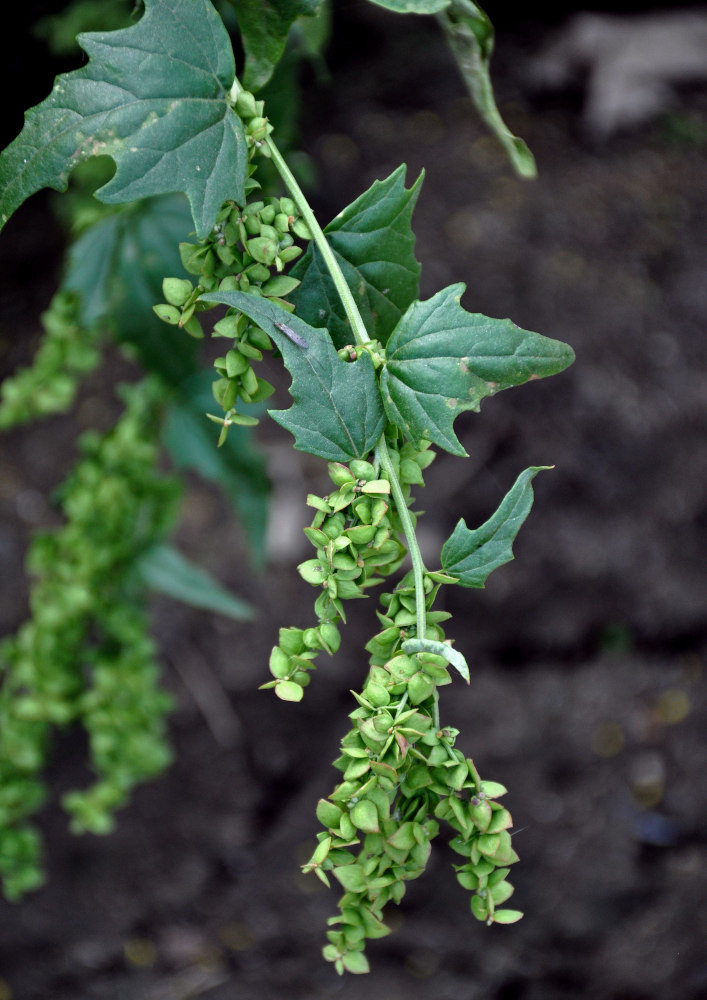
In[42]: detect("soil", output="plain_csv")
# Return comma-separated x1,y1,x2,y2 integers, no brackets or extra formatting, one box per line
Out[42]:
1,5,706,999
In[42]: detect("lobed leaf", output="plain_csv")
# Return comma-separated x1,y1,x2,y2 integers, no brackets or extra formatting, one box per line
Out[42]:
0,0,245,238
440,466,549,587
200,291,386,462
290,166,423,348
380,283,574,456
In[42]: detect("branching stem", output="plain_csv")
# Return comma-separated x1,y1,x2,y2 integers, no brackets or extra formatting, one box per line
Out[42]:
249,110,429,642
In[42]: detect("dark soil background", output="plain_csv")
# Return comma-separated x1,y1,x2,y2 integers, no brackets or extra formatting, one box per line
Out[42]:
1,3,707,999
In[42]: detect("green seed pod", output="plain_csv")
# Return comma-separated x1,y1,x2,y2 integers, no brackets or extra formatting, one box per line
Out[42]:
216,243,236,266
244,214,261,235
477,833,501,858
490,880,514,906
179,242,208,274
275,680,304,702
246,237,278,266
279,627,305,655
322,513,346,539
279,197,296,216
408,673,435,705
235,89,258,119
303,627,324,650
152,304,181,325
297,558,327,585
335,579,362,600
273,212,290,233
162,277,193,307
225,349,249,378
370,498,389,526
236,340,263,360
241,364,259,397
491,909,523,924
400,458,424,485
259,204,276,225
319,622,341,654
328,462,354,488
292,218,313,240
456,870,480,891
261,275,300,297
304,526,329,547
243,263,271,285
316,799,344,829
247,326,273,351
469,798,493,831
269,646,291,679
350,799,379,834
360,479,391,496
470,894,489,922
278,245,303,264
350,459,377,481
487,807,513,833
363,682,390,707
259,223,278,242
344,757,370,781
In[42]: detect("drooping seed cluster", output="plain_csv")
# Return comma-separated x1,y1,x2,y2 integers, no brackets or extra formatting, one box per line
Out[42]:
261,437,436,702
0,380,179,899
305,578,522,974
0,289,101,429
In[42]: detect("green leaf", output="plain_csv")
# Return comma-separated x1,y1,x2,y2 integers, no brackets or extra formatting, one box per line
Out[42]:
438,1,536,178
229,0,324,91
290,166,423,348
163,372,270,567
137,544,254,620
200,292,386,462
441,466,549,587
380,283,575,456
367,0,451,12
64,194,198,385
0,0,246,238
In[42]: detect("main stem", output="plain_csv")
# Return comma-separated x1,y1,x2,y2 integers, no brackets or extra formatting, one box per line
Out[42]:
257,110,427,641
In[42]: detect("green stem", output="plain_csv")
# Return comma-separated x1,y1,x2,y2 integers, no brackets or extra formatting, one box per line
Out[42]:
232,80,428,639
265,137,370,348
377,439,427,643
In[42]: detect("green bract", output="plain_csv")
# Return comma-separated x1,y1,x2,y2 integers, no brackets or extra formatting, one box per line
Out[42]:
0,0,575,978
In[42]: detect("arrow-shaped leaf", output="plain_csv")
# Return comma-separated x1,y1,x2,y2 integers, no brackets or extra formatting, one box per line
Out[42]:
228,0,324,91
137,544,255,620
380,284,574,456
438,1,536,178
440,466,550,587
290,165,423,348
200,291,386,461
0,0,246,238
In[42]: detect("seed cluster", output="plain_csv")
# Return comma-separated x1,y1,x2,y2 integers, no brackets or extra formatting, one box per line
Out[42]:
0,381,179,898
303,573,522,974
